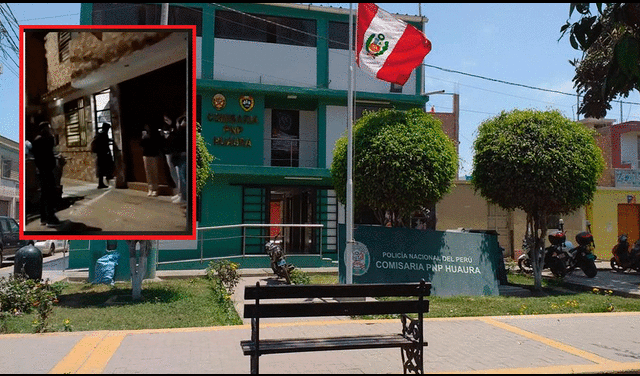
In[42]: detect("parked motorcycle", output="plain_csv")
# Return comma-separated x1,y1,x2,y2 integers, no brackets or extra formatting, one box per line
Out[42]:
518,224,569,278
564,220,598,278
610,234,640,273
264,238,294,284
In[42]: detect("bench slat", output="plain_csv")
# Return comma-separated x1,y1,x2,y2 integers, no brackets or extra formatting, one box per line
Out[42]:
244,282,431,300
241,334,422,355
244,300,429,318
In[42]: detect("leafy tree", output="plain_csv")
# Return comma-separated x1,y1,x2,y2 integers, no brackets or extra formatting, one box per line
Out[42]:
560,3,640,118
331,108,457,228
472,109,604,290
196,123,214,196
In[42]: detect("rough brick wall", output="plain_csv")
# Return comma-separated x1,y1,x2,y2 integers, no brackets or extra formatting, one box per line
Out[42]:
43,33,72,92
69,31,171,80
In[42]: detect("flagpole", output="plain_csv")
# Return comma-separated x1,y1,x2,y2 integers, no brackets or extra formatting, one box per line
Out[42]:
345,3,355,285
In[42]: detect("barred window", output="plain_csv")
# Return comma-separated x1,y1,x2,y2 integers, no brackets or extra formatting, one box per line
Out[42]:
64,98,88,147
2,159,11,179
58,31,71,62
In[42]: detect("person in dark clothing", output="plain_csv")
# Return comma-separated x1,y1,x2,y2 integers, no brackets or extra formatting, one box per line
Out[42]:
159,113,181,203
141,124,162,196
91,123,114,189
31,121,60,226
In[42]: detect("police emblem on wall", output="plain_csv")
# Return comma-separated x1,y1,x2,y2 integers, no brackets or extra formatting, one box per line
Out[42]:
212,93,226,110
239,95,254,112
352,241,371,276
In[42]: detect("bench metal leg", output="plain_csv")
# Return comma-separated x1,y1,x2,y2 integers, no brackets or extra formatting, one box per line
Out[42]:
250,352,259,374
401,344,423,374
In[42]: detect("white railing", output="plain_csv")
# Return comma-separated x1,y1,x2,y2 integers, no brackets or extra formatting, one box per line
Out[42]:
615,169,640,188
157,223,324,266
264,138,318,167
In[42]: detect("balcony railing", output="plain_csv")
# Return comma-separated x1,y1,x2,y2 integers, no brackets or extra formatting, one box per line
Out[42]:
615,169,640,188
264,138,317,168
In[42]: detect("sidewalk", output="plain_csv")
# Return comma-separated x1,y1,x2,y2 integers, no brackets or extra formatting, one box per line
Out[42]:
1,258,640,374
23,177,188,234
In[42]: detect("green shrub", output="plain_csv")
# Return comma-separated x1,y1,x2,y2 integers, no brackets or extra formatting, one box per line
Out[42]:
289,269,311,285
0,275,60,333
205,260,240,294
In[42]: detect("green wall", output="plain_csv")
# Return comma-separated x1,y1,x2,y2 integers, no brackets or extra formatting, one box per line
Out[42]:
338,226,502,296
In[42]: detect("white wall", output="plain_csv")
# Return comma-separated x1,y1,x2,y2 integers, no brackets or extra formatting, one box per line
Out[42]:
620,132,640,168
328,48,418,94
214,39,316,87
325,106,348,168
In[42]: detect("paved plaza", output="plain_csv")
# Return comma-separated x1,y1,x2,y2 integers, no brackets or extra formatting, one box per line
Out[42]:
1,256,640,374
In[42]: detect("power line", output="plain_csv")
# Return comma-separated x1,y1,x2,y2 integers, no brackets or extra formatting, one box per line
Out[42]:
18,13,80,22
0,5,20,53
423,63,640,107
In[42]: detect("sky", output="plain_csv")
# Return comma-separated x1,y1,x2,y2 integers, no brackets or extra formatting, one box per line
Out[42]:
2,3,640,177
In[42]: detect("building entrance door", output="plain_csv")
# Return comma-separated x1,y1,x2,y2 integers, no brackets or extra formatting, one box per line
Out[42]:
268,187,316,254
618,203,640,245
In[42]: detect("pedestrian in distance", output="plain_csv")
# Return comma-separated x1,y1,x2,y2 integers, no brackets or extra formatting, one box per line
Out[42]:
31,121,61,227
159,112,183,204
170,113,188,212
91,123,115,189
141,124,161,197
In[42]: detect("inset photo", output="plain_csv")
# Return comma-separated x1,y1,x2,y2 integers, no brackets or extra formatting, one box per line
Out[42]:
21,26,196,238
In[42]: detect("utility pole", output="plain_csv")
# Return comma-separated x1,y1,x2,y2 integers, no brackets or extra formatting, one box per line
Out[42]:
161,3,169,25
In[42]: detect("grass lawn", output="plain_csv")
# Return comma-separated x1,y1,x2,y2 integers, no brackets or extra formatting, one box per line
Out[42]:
1,271,639,334
308,272,640,318
1,277,242,334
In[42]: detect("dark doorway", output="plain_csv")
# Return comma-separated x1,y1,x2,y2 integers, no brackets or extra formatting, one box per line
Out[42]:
118,60,187,186
268,186,317,254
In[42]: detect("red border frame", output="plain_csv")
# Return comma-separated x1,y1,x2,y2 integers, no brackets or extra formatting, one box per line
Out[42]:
19,25,197,241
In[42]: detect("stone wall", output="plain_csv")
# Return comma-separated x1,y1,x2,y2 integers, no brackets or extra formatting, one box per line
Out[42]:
69,31,171,80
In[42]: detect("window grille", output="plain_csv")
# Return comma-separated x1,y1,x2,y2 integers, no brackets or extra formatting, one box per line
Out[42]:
58,31,71,62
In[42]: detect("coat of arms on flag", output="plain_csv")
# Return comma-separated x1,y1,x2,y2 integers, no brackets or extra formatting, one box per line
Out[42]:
356,3,432,86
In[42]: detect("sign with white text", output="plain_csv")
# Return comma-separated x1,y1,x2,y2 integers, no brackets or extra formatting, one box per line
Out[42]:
339,225,501,296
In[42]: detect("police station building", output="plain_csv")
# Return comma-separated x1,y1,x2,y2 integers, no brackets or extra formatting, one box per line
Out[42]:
79,3,429,269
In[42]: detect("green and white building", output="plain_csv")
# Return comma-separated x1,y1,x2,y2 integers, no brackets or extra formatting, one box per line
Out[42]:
73,3,430,270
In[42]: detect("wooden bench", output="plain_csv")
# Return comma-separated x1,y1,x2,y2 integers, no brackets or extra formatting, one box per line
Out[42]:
240,280,431,374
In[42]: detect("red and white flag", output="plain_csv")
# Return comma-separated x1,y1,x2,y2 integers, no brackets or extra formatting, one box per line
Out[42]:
356,3,432,86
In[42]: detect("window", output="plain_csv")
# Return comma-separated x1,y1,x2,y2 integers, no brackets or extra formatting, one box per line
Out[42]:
93,89,114,156
92,4,203,36
215,10,316,47
169,6,203,36
64,98,88,147
7,217,18,233
93,3,161,26
94,89,111,127
271,110,300,167
328,21,355,50
390,83,403,93
58,31,71,62
2,159,11,179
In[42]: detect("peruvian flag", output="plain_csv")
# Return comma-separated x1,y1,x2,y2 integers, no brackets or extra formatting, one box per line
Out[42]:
356,3,432,86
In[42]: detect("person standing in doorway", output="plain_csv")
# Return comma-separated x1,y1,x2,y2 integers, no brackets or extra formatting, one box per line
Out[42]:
91,123,114,189
31,121,60,227
160,113,181,203
141,124,161,197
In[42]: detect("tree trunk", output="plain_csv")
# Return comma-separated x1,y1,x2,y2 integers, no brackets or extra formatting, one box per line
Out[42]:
529,211,548,291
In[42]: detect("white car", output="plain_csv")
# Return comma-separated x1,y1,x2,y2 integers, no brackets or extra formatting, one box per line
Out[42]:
34,240,68,256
